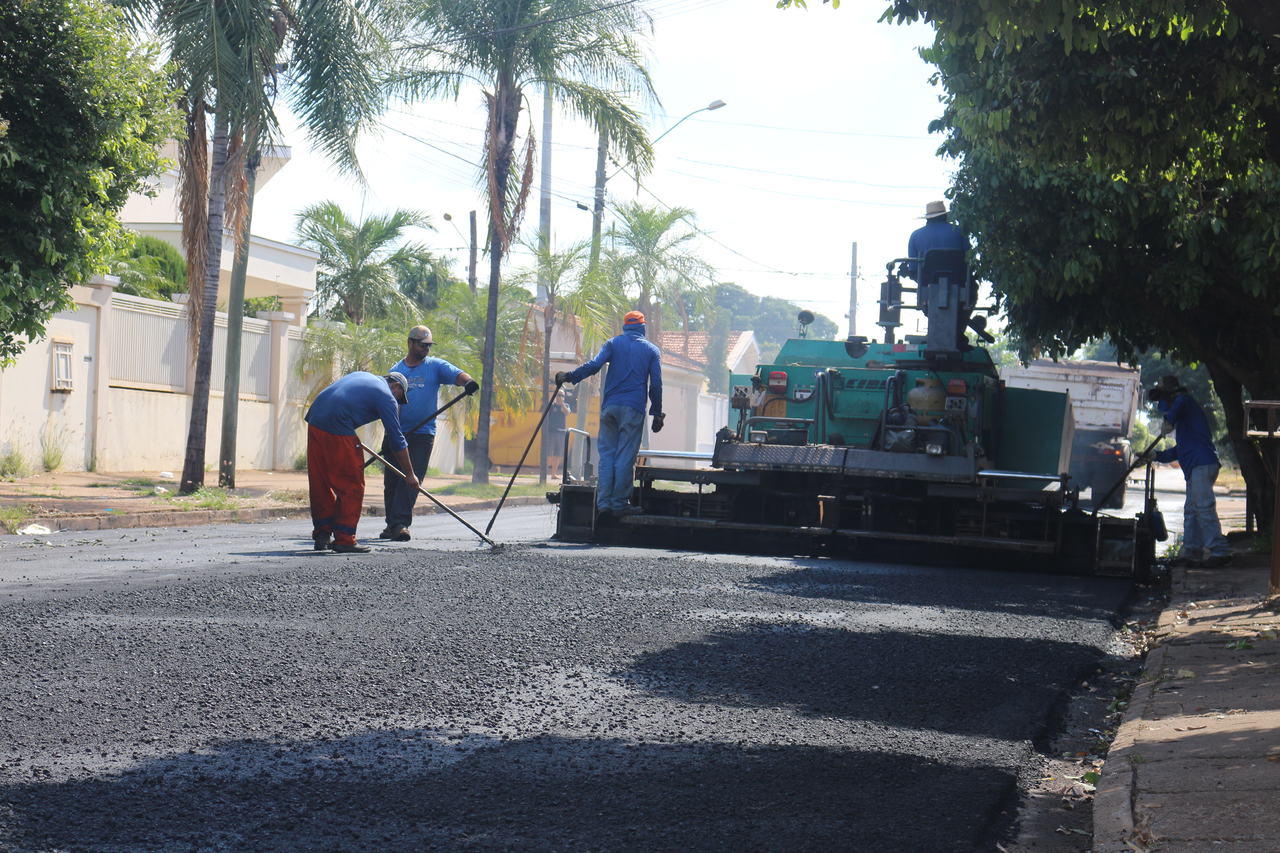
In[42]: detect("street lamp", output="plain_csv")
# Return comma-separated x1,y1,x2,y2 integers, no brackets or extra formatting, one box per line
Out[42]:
589,99,726,267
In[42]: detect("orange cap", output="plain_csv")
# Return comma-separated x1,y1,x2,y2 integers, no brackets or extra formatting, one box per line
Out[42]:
623,310,645,325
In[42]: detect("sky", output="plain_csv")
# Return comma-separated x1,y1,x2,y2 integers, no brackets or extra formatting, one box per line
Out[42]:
250,0,956,340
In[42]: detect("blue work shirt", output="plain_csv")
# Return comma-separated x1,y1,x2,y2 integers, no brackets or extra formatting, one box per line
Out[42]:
566,322,663,415
305,371,408,451
390,356,463,435
903,218,969,282
1153,393,1219,476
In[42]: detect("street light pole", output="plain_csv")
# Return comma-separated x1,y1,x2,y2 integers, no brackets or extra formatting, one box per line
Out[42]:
588,99,726,273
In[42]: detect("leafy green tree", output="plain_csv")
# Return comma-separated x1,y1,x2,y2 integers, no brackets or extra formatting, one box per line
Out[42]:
391,0,657,483
296,201,444,324
691,283,837,362
888,0,1279,525
0,0,175,365
109,235,187,300
121,0,390,493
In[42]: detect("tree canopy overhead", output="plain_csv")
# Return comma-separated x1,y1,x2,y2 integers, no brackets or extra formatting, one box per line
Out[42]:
886,0,1280,518
0,0,174,365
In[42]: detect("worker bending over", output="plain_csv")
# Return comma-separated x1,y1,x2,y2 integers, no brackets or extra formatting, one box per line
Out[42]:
556,310,663,518
305,371,417,553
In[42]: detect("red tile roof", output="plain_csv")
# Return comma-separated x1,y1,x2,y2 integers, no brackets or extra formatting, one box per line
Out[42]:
656,331,748,370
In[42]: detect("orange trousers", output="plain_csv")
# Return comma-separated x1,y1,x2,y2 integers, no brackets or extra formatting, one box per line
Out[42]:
307,425,365,546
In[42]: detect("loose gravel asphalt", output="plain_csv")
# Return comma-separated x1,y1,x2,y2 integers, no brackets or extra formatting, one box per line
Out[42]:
0,507,1135,851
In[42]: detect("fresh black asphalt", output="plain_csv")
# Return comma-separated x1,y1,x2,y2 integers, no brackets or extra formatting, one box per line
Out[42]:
0,509,1132,851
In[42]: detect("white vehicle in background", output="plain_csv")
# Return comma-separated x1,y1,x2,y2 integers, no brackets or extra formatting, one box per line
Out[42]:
1002,360,1142,508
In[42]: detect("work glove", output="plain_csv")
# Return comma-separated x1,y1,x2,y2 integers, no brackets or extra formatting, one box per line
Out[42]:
554,371,569,386
1159,419,1174,436
651,413,665,433
463,379,480,396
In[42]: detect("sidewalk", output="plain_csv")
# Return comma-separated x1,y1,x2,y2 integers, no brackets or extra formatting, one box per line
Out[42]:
0,468,553,534
1094,546,1280,852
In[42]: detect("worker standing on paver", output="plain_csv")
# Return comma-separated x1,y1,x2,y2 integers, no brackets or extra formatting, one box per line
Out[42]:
380,325,478,542
555,310,663,518
1146,374,1233,567
305,371,417,554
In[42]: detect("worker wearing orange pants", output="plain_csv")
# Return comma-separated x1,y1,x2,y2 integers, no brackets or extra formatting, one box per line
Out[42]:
304,371,417,553
307,425,366,547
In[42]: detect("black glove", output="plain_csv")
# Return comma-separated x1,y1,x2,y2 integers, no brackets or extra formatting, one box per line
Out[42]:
651,413,665,433
554,371,569,386
463,379,480,396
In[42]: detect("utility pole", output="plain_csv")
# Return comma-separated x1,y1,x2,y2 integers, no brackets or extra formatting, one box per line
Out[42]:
468,210,477,291
848,242,858,338
537,86,552,304
589,128,608,272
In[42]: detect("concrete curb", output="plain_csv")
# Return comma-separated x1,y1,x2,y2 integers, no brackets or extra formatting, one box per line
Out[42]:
14,495,550,534
1092,636,1172,852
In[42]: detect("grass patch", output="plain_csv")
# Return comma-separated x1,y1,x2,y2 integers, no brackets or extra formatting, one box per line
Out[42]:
266,489,308,505
186,487,241,510
122,477,157,490
40,425,65,472
0,504,34,533
292,452,307,471
432,481,551,499
0,449,30,480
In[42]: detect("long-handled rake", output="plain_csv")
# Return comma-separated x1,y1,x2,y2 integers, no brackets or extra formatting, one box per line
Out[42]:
362,388,472,470
484,382,565,537
357,442,498,549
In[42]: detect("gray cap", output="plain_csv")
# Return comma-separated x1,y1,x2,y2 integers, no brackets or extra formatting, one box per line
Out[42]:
408,325,433,343
385,371,409,400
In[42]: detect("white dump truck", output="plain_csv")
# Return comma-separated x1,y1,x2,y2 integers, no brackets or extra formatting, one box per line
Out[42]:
1002,359,1142,508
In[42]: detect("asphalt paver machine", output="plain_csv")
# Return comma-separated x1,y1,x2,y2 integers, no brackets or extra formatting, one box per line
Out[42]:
551,249,1160,577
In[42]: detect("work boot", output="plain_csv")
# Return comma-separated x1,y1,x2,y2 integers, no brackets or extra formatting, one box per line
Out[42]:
388,526,411,542
331,542,371,554
376,527,394,539
313,532,332,551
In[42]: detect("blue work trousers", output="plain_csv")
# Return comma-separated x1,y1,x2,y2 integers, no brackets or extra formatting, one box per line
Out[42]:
596,404,646,511
382,432,434,528
1182,463,1230,559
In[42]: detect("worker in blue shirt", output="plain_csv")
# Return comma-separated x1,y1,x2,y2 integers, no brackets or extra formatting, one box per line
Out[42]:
903,199,974,345
305,371,416,553
556,310,664,517
902,200,969,283
380,325,478,541
1145,375,1232,567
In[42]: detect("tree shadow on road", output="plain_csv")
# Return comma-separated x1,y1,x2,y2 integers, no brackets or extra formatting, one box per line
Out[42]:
621,626,1102,742
0,731,1016,852
744,559,1133,623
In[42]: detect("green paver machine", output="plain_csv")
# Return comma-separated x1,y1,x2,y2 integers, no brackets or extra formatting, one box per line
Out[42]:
551,250,1160,576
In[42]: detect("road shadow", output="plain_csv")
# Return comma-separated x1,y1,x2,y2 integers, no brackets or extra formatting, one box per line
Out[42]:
746,559,1133,622
0,731,1016,851
621,626,1101,741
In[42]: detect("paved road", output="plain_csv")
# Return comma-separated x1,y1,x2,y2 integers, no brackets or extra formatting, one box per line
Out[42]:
0,506,1133,851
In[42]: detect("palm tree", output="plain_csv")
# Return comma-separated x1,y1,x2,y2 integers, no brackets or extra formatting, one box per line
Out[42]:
605,200,714,339
295,201,443,324
427,279,539,448
121,0,389,493
390,0,657,483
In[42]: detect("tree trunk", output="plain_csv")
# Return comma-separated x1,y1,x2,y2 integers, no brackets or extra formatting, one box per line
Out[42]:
180,111,231,495
1207,360,1274,533
474,82,519,484
218,152,259,489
